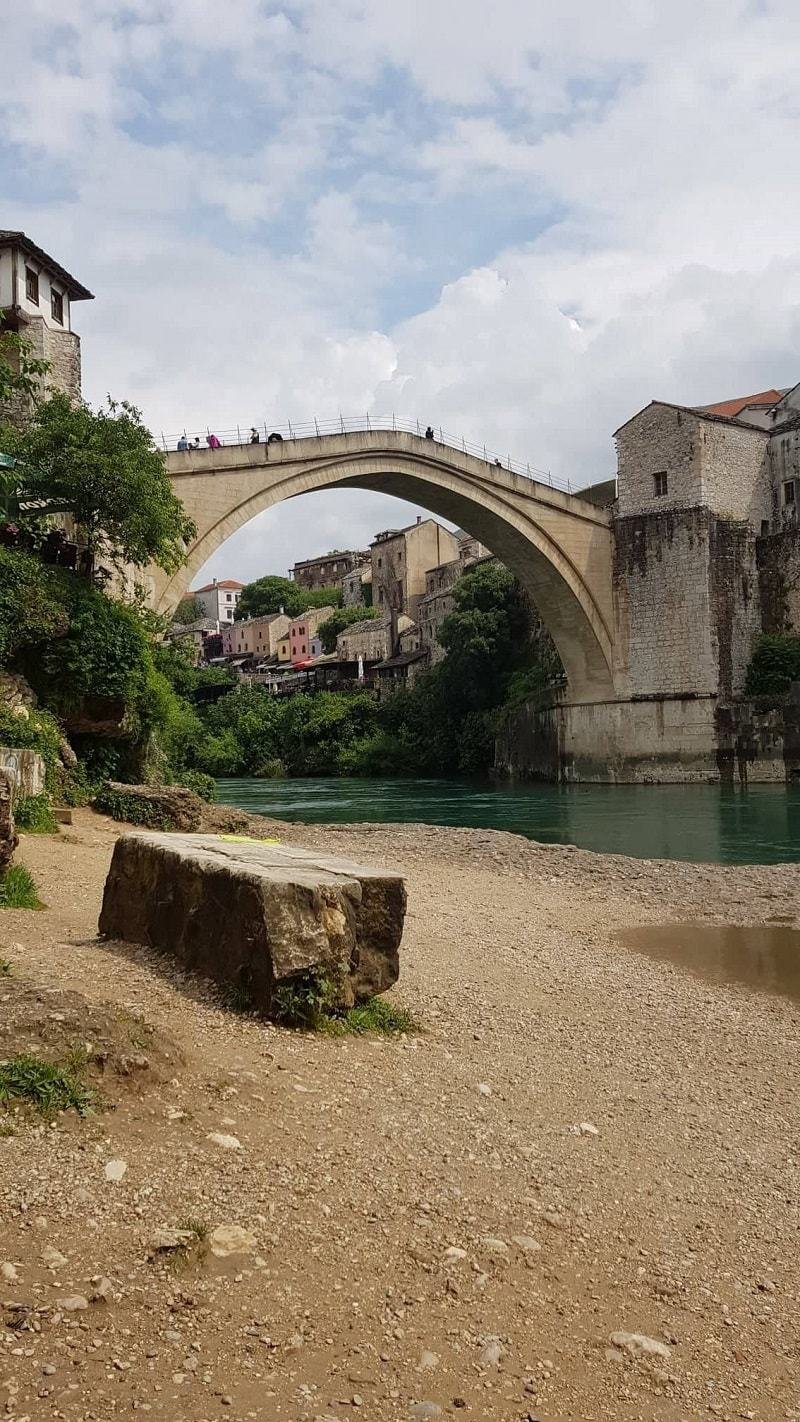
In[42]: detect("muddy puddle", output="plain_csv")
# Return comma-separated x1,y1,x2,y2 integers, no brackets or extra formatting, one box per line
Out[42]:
617,920,800,1000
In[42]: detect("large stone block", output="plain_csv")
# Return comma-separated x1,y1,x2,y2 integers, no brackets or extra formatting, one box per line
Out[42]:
98,833,406,1010
0,747,46,798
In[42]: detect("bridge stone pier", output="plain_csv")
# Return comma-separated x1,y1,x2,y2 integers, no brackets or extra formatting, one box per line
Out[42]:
157,430,616,706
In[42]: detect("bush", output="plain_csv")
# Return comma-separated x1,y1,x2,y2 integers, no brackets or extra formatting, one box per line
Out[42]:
745,634,800,696
173,769,216,802
0,865,44,909
93,784,181,830
0,547,69,664
0,704,64,792
15,792,58,833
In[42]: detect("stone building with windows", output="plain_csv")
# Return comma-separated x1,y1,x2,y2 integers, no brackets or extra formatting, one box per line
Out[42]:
370,518,460,621
289,606,335,663
190,578,244,623
290,550,369,591
222,612,290,659
0,230,93,409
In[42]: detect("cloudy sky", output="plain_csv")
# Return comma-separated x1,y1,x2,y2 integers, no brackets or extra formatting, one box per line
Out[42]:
4,0,800,584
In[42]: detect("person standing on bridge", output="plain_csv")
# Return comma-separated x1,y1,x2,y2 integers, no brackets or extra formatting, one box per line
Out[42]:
176,434,189,451
206,432,221,449
250,427,260,444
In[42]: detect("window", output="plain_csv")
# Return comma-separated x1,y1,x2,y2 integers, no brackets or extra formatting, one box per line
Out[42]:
653,471,668,498
226,593,232,601
377,557,382,567
25,268,39,304
51,289,64,324
783,480,796,506
301,644,306,654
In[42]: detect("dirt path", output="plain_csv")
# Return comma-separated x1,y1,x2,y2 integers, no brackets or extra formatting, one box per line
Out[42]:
2,811,800,1422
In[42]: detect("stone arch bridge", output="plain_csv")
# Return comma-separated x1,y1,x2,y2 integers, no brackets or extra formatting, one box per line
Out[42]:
156,429,615,704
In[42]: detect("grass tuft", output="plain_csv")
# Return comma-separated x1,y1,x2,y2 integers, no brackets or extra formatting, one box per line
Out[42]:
0,865,44,910
15,793,58,835
0,1053,93,1117
0,958,11,975
331,996,419,1036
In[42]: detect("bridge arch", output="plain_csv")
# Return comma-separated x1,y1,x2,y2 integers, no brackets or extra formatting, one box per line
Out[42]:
157,431,615,702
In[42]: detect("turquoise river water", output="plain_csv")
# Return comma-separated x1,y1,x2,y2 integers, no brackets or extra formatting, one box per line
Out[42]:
214,776,800,865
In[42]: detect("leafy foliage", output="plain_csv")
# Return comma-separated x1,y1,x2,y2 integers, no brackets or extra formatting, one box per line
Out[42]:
92,784,181,830
235,574,342,621
317,604,378,653
0,703,65,792
174,595,204,623
0,865,44,909
0,1053,92,1116
0,330,50,408
0,393,195,570
745,634,800,696
172,768,216,801
0,547,69,663
15,792,58,834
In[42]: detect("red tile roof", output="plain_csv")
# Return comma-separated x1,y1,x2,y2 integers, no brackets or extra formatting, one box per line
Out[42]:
191,579,245,592
700,390,783,418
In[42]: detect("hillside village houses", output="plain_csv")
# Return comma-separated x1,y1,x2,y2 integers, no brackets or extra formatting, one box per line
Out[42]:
176,516,492,691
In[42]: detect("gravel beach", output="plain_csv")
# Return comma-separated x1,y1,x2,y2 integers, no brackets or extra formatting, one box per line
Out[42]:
1,809,799,1422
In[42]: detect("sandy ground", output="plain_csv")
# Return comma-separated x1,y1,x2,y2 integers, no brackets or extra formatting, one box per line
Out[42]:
2,809,800,1422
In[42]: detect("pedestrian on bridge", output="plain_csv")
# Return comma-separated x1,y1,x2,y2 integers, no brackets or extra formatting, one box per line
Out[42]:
177,434,189,451
250,427,260,444
425,425,434,440
206,432,221,449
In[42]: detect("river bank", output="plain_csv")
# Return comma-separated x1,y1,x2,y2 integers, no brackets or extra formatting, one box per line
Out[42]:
2,810,800,1420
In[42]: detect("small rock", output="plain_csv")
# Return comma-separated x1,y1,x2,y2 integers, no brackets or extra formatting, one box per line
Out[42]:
417,1350,440,1370
91,1277,114,1302
149,1228,195,1254
104,1159,127,1182
477,1083,492,1097
209,1224,257,1258
511,1235,541,1254
409,1406,442,1420
0,1262,19,1282
444,1247,467,1261
578,1121,599,1135
480,1336,504,1366
609,1331,670,1360
41,1247,68,1270
207,1132,242,1151
757,1277,776,1293
479,1236,509,1255
58,1295,89,1312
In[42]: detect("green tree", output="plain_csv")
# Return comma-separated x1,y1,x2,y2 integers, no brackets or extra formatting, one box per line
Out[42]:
174,595,204,624
0,330,50,408
236,574,342,621
0,393,195,571
317,604,379,653
745,634,800,696
0,547,69,663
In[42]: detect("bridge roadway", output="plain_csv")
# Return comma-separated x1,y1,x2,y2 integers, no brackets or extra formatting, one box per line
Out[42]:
157,429,616,704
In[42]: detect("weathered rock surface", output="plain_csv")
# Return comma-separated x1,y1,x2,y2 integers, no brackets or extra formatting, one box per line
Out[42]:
0,767,18,873
98,832,406,1010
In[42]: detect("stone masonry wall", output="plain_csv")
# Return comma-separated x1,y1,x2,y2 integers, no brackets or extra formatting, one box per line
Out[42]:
700,420,770,525
614,507,760,701
615,404,702,517
24,317,82,402
757,529,800,633
613,509,717,696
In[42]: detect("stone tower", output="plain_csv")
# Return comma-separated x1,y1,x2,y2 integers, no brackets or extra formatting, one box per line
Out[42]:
0,230,93,411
